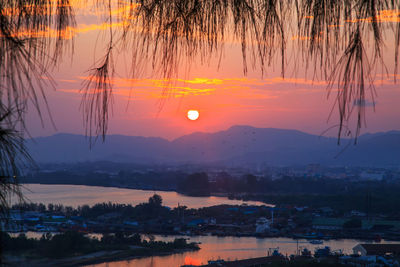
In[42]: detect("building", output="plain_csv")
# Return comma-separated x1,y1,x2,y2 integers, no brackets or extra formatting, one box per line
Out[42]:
312,218,345,230
190,255,285,267
350,210,366,217
255,217,271,233
339,255,378,266
359,171,384,181
353,244,400,256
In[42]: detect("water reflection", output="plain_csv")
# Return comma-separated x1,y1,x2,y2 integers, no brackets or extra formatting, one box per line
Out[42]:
16,184,393,267
91,236,394,267
19,184,269,208
10,232,393,267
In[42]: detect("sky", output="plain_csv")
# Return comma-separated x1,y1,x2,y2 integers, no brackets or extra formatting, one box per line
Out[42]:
25,2,400,140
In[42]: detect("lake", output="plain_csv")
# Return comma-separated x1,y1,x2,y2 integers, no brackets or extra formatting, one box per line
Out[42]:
19,184,270,208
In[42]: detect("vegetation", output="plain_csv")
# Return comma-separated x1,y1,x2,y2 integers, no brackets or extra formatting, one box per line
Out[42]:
1,231,199,259
178,172,211,196
20,169,400,216
0,111,33,217
1,0,400,241
1,0,399,139
343,218,362,229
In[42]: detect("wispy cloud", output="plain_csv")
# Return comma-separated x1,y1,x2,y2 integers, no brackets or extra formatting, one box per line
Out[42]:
71,76,328,100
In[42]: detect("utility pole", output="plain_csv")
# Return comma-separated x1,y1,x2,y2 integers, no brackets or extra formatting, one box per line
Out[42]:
271,208,274,226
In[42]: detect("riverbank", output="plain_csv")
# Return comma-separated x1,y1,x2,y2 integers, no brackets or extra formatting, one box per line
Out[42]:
16,183,267,208
1,231,200,266
9,189,400,244
87,236,400,267
4,247,198,267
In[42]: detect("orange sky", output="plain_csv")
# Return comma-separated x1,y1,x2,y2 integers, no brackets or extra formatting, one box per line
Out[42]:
25,2,400,140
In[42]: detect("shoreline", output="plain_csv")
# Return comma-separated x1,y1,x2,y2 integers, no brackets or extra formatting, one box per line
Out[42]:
4,247,199,267
10,230,400,242
19,182,272,206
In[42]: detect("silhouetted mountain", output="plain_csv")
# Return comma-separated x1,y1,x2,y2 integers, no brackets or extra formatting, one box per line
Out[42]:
26,126,400,167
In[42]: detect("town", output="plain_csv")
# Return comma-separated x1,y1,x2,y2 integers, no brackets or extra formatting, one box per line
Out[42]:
3,162,400,266
3,187,400,266
4,193,400,241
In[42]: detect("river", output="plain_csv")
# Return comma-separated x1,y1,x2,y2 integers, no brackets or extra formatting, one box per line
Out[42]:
16,184,388,267
10,232,392,267
91,235,393,267
19,184,270,208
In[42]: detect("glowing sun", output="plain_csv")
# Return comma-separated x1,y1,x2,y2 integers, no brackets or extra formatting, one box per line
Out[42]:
187,110,200,121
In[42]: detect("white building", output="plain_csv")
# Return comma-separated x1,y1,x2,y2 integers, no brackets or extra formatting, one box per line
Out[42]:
255,217,271,233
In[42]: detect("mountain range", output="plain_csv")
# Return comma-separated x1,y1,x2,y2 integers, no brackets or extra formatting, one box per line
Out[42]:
26,126,400,167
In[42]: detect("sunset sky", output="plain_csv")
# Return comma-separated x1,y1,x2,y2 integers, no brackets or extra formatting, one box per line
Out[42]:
25,2,400,140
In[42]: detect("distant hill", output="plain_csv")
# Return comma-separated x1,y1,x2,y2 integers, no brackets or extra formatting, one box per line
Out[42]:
26,126,400,167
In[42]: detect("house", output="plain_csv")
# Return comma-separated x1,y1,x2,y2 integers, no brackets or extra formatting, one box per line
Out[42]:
353,244,400,256
123,220,139,226
187,219,205,228
255,217,271,233
339,255,377,266
206,218,216,225
8,210,23,222
43,215,67,225
294,206,308,212
23,211,43,224
242,206,258,215
196,256,285,267
359,171,384,181
318,207,334,215
312,218,345,230
350,210,366,217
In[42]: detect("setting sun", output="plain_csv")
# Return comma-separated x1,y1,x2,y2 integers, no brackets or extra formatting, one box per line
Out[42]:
187,110,200,121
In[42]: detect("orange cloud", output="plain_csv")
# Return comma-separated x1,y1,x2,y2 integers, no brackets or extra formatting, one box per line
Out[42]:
346,9,400,23
1,0,138,39
2,22,125,40
66,76,329,102
292,9,399,40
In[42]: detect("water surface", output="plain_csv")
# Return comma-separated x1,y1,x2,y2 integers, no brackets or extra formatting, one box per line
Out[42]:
91,235,392,267
19,184,269,208
13,184,392,267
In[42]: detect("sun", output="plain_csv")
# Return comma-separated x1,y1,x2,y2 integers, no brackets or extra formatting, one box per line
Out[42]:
187,110,200,121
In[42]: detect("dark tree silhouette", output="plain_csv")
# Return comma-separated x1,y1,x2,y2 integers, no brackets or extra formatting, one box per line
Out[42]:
178,172,210,196
0,107,34,218
148,194,163,207
0,0,399,213
0,0,74,217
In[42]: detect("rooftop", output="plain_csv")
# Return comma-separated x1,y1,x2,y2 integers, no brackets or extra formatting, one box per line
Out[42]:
355,244,400,255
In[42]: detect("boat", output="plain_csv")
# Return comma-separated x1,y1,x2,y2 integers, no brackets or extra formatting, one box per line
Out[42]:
268,247,284,258
374,234,382,242
293,232,325,239
301,248,312,257
309,240,323,245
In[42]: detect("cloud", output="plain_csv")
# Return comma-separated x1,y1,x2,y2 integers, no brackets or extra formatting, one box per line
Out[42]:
346,9,400,23
2,22,125,40
63,75,329,102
